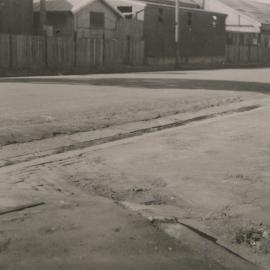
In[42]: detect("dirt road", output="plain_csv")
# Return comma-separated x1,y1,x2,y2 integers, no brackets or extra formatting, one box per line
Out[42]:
0,69,268,146
1,68,270,269
0,104,263,269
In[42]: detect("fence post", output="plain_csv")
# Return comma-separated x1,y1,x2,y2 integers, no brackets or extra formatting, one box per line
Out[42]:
9,33,13,69
126,35,131,64
238,44,241,63
93,39,96,65
102,33,105,66
43,31,48,69
101,38,105,66
73,31,77,68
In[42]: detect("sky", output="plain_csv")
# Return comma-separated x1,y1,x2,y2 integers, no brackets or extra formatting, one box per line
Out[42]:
32,0,270,5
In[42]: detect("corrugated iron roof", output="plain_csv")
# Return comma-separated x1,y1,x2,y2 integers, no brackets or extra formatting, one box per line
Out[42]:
136,0,200,8
219,0,270,25
34,0,123,16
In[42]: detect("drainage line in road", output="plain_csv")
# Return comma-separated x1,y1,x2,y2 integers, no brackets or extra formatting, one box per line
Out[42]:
1,104,261,168
54,105,260,154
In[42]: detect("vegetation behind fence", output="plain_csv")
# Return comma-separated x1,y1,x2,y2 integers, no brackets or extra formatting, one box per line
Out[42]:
0,34,144,72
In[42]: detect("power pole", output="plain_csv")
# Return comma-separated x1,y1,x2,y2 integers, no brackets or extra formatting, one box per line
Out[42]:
175,0,180,68
201,0,205,9
40,0,48,67
40,0,47,34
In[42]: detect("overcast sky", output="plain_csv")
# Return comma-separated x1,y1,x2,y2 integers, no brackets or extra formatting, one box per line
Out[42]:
33,0,270,4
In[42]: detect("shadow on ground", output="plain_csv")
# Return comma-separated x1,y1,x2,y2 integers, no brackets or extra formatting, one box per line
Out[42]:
1,78,270,94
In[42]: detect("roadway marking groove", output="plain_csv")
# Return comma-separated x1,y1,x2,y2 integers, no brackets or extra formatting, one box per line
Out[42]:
0,104,260,168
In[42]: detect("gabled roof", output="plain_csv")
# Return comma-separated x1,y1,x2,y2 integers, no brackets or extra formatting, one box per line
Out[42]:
33,0,123,16
219,0,270,25
109,0,146,11
136,0,200,9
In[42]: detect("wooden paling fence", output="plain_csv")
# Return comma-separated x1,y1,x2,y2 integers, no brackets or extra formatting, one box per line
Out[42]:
226,45,270,64
0,34,144,71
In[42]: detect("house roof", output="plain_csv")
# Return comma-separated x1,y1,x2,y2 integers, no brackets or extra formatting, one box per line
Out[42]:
33,0,123,16
136,0,200,9
109,0,146,12
219,0,270,25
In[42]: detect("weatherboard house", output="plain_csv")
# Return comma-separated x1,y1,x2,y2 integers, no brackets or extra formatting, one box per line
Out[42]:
109,0,201,20
141,0,227,65
197,0,270,47
34,0,124,38
109,0,227,65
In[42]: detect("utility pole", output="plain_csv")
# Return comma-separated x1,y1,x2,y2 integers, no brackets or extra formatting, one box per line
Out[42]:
40,0,48,67
40,0,47,34
201,0,205,9
175,0,180,68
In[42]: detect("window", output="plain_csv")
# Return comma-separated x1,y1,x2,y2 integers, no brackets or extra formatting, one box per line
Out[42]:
212,15,217,28
117,6,133,19
117,6,132,13
90,12,105,28
158,8,164,23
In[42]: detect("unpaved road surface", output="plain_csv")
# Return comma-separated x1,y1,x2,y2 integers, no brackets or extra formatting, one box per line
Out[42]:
0,69,268,146
1,68,270,269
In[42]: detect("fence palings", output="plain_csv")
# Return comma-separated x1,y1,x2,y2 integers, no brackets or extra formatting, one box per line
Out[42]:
226,44,270,64
47,36,74,70
0,34,10,68
0,33,144,71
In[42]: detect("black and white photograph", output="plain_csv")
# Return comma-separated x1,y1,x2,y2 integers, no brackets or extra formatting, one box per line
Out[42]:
1,0,270,269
